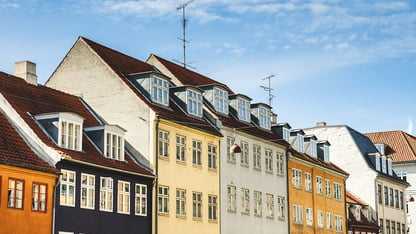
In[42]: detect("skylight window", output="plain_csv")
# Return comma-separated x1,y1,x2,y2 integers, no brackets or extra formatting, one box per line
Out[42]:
151,76,168,106
214,87,228,114
238,98,250,122
187,89,202,117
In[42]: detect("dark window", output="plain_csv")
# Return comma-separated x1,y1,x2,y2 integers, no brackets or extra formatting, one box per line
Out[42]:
384,186,389,205
378,184,382,204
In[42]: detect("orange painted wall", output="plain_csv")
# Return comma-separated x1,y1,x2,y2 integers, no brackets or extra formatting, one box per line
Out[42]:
0,164,57,234
288,157,347,234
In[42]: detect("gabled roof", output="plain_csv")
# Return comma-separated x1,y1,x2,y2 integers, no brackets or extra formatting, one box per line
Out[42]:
0,71,153,177
346,192,379,231
0,110,58,173
80,37,221,137
346,191,368,206
147,53,288,146
365,130,416,163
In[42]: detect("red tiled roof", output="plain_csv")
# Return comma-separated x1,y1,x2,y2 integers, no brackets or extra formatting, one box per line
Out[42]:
346,191,368,206
81,37,222,137
365,130,416,162
0,71,153,176
347,191,379,231
0,110,58,173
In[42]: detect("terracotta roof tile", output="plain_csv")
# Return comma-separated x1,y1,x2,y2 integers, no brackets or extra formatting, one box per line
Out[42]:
0,71,153,176
346,191,368,206
365,130,416,162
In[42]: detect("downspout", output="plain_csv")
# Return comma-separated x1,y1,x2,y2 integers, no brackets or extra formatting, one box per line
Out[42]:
286,147,291,234
52,174,61,234
218,137,222,234
154,115,160,234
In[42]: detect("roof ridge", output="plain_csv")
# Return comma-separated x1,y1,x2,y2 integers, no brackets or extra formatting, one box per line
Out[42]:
400,131,416,157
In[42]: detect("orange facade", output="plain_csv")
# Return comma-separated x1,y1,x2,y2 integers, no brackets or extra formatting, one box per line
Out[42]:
0,164,57,234
288,156,347,234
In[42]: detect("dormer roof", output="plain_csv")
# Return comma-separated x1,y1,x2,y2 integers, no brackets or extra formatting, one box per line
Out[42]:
251,102,272,110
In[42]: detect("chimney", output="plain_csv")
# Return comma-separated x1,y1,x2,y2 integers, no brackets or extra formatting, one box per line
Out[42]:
316,122,327,127
271,112,278,125
14,61,38,85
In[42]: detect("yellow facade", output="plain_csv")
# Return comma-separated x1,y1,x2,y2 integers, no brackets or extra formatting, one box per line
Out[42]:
155,118,221,234
0,164,57,234
288,155,347,234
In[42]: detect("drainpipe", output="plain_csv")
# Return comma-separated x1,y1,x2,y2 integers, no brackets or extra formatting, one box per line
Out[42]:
154,115,160,234
286,147,291,234
52,173,61,234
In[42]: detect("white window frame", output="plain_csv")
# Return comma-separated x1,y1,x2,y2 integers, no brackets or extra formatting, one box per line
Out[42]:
335,215,343,232
265,149,273,172
266,193,274,218
117,180,130,214
241,188,250,214
158,130,169,158
208,144,217,170
305,173,312,192
208,195,217,221
375,154,381,171
297,134,304,152
311,140,317,157
135,184,147,216
334,183,342,200
80,173,95,210
100,177,113,212
158,185,169,214
327,212,332,230
283,127,290,142
253,145,261,169
176,188,186,217
323,144,330,162
60,170,76,207
259,106,271,129
228,185,236,212
59,120,82,151
240,141,249,166
187,89,202,117
192,192,202,219
325,179,331,198
151,76,169,106
227,136,236,163
192,140,202,166
254,191,262,216
276,153,284,176
238,97,250,122
277,196,285,220
317,210,324,228
105,132,124,161
214,87,228,114
176,135,186,162
306,207,313,226
293,205,303,224
292,168,302,189
316,176,323,195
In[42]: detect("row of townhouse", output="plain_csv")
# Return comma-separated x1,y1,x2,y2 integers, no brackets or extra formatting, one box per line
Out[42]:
0,36,409,234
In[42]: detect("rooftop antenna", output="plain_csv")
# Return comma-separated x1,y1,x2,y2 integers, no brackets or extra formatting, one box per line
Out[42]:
260,74,276,107
177,0,194,69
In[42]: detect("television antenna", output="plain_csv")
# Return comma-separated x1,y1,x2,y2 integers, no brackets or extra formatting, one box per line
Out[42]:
260,74,276,106
177,0,194,69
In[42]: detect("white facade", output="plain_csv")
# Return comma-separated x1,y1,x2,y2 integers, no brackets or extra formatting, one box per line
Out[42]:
394,162,416,234
304,125,408,232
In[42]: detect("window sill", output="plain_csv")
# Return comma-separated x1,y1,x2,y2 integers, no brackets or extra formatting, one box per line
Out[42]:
208,168,218,173
278,217,285,222
208,219,218,224
276,173,284,177
176,160,186,165
176,215,187,219
227,160,236,164
158,213,170,217
266,216,274,220
253,167,261,172
192,164,202,169
159,156,169,161
241,211,250,216
254,214,262,218
193,217,203,222
266,170,273,175
240,163,249,168
228,210,236,213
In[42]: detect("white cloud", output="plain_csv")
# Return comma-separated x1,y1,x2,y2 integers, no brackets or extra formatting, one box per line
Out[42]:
407,117,413,134
374,1,408,11
0,0,19,8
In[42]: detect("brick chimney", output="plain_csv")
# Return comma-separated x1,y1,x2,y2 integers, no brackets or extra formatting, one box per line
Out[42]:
14,61,38,85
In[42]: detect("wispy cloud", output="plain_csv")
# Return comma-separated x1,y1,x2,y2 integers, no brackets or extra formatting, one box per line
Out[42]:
0,0,19,8
407,117,413,134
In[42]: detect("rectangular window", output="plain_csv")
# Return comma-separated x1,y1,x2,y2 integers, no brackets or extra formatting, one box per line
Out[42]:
117,180,130,214
276,153,284,175
187,90,202,117
253,145,261,169
335,215,343,232
227,136,236,163
192,140,202,166
266,193,274,218
384,186,389,205
317,210,324,228
214,87,228,114
397,222,401,234
60,170,75,207
390,188,394,207
105,132,124,161
238,98,250,121
327,212,332,230
380,219,384,234
208,144,217,170
8,178,24,209
158,130,169,158
259,107,271,129
241,188,250,214
60,120,82,151
80,173,95,209
265,149,273,172
192,192,202,218
297,134,304,152
378,184,382,204
158,186,169,214
100,177,113,212
305,173,312,192
306,207,313,226
311,140,317,157
400,191,404,209
293,205,303,224
277,196,285,220
386,220,390,234
283,128,290,142
135,184,147,216
292,168,302,189
176,189,186,217
254,191,262,216
152,76,168,105
325,179,331,198
402,224,405,234
334,183,342,200
316,176,322,194
240,141,249,166
227,185,236,212
32,182,47,212
208,195,217,221
395,189,399,208
392,222,396,234
176,135,186,162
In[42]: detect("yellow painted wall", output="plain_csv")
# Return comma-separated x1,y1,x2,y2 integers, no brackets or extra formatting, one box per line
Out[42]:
288,157,347,234
156,119,221,234
0,164,57,234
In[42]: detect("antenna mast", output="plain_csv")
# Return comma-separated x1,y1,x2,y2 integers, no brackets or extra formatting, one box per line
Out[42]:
177,0,194,69
260,75,276,106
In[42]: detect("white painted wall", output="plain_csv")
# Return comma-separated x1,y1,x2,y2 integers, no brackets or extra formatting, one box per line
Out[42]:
394,163,416,234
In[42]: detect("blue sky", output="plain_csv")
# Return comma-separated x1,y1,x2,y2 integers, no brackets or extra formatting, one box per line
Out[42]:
1,0,415,134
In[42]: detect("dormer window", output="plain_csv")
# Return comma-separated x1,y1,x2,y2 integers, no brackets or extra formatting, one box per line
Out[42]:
387,157,393,176
238,98,250,122
283,128,290,142
105,132,124,160
375,143,385,155
259,106,271,129
187,89,202,117
297,134,304,153
151,76,168,106
381,155,387,173
375,154,381,171
214,87,228,114
84,124,125,161
323,144,329,162
311,140,317,157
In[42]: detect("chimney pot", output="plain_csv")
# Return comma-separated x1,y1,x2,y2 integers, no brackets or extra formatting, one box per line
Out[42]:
316,122,327,127
14,61,38,85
